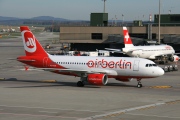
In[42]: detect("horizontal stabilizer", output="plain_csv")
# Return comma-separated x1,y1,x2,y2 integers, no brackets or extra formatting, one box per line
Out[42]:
17,59,36,62
105,48,122,53
105,48,121,51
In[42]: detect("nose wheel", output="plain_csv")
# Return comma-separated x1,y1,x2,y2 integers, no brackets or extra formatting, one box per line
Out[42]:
137,83,142,88
137,79,142,88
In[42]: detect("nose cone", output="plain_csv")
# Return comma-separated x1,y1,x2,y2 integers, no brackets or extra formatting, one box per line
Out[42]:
158,67,164,76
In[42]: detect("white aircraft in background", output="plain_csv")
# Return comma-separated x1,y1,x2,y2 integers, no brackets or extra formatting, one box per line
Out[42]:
106,27,179,64
17,26,164,88
10,28,16,32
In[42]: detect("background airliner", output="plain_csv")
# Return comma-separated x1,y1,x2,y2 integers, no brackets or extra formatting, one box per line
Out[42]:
17,26,164,88
106,27,179,64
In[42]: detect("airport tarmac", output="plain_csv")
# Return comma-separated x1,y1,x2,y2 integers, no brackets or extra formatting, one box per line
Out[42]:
0,36,180,120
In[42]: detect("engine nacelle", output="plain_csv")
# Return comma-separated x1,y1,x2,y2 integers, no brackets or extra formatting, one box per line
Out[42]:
115,78,133,82
169,55,179,62
87,74,108,85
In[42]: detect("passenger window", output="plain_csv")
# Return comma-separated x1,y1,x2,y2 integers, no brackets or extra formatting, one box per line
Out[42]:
146,64,148,67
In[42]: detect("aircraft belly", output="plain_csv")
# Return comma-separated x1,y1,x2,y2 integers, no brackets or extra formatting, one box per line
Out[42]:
116,69,135,76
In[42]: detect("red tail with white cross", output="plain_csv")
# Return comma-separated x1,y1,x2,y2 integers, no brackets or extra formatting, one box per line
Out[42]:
123,27,134,48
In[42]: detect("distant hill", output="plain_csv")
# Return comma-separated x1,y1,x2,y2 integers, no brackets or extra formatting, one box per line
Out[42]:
31,16,68,21
0,16,74,25
0,16,91,25
0,16,20,21
0,16,68,21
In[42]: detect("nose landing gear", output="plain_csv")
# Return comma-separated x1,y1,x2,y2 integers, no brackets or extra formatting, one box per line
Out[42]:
137,79,142,88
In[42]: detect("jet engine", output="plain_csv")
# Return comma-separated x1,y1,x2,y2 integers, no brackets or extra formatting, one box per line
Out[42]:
87,74,108,85
115,78,133,82
169,55,179,62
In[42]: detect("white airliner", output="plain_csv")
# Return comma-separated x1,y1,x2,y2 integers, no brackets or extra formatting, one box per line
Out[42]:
17,26,164,88
106,27,179,64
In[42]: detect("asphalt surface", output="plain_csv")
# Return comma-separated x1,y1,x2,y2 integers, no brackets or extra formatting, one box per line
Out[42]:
0,34,180,120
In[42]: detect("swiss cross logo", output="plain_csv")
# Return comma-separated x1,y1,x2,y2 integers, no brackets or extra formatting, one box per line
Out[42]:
125,33,129,42
22,30,36,53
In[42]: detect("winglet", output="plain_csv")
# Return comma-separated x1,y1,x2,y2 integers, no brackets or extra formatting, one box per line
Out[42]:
123,27,134,48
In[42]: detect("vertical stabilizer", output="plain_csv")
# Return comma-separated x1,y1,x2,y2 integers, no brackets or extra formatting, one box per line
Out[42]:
123,27,134,48
20,26,48,57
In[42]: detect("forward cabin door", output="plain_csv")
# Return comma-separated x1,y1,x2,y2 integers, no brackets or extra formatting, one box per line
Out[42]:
133,60,139,71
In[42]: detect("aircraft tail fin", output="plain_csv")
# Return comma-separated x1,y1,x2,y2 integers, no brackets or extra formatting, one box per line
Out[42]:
20,26,48,57
123,27,134,48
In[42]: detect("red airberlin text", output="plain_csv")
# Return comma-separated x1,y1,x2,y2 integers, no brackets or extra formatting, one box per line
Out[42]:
87,59,132,69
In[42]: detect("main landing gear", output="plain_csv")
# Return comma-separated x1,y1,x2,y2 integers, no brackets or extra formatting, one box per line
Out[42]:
157,56,170,64
137,79,142,88
77,81,84,87
77,76,86,87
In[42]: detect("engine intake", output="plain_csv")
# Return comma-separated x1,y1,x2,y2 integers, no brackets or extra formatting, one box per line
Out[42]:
169,55,179,62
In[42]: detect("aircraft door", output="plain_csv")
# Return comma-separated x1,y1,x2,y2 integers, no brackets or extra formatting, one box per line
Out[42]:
43,57,48,67
133,60,139,71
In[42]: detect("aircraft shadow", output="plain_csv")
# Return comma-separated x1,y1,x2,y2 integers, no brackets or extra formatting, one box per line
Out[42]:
1,78,136,88
0,78,101,88
106,83,136,88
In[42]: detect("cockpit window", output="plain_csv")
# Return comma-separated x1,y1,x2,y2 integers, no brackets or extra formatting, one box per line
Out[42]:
152,64,157,66
145,64,157,67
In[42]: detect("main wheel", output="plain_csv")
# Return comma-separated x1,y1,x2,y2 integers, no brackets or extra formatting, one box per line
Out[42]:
77,81,84,87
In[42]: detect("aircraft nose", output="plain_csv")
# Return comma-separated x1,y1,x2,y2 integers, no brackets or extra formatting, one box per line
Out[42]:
158,67,164,76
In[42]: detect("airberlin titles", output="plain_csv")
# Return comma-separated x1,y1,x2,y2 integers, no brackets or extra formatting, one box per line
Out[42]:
87,59,132,69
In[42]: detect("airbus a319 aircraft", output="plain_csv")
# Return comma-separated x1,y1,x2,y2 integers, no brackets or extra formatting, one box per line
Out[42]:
106,27,179,64
17,26,164,88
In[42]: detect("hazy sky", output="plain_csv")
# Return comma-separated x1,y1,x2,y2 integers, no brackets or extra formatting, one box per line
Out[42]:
0,0,180,21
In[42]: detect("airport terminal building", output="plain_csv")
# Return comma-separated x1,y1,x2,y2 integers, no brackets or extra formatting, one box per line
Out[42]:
58,13,180,51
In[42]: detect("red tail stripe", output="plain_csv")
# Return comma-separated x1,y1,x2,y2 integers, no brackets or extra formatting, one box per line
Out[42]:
123,27,133,44
20,26,30,32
